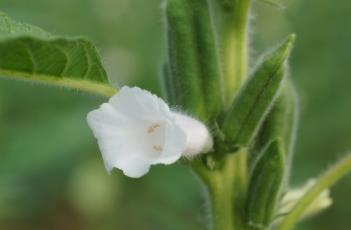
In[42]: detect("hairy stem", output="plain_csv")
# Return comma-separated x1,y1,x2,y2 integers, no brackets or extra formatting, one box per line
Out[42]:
192,151,247,230
192,156,234,230
218,0,251,228
192,1,252,228
221,0,251,104
209,171,235,230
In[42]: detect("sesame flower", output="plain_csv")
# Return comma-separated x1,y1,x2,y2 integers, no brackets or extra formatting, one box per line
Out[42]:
87,86,213,178
279,179,332,219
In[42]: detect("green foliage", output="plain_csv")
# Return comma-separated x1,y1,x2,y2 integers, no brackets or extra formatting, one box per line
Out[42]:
0,13,116,97
1,0,351,230
221,35,295,149
246,139,285,229
0,12,51,38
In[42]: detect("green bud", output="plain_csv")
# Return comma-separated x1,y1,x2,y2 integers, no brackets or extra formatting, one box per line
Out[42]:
164,0,222,121
191,0,223,120
217,0,235,10
221,34,296,149
250,79,299,169
160,63,176,105
165,0,206,119
246,138,285,229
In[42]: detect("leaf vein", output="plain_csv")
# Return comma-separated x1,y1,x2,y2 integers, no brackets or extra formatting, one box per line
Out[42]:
81,42,92,79
53,44,70,77
21,42,37,74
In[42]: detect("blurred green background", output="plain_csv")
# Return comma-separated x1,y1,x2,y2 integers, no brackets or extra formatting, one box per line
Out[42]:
0,0,350,229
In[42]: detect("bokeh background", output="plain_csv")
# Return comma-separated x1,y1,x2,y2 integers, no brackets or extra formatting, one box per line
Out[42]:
0,0,350,229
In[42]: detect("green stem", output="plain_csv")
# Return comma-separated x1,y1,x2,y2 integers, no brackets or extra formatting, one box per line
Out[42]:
192,158,234,230
209,172,235,230
192,151,247,230
277,154,351,230
232,150,248,197
221,0,251,104
191,0,252,229
231,150,247,230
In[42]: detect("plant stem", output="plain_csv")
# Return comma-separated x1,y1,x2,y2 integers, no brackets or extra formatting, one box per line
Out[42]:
221,0,251,104
192,151,247,230
191,0,252,229
231,150,247,230
192,156,234,230
277,154,351,230
209,171,235,230
216,0,252,224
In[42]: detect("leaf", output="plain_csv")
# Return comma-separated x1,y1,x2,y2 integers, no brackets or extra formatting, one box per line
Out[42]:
0,12,51,39
0,12,116,97
221,34,295,148
246,138,285,229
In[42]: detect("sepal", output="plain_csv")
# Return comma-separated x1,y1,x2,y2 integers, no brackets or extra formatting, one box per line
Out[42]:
221,34,296,148
246,138,285,229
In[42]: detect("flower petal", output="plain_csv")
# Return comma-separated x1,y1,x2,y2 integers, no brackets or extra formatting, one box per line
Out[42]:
109,86,172,121
87,86,212,178
152,119,187,164
174,113,213,156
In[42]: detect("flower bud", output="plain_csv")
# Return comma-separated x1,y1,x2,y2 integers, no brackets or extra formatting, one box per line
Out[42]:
246,138,285,229
279,179,332,219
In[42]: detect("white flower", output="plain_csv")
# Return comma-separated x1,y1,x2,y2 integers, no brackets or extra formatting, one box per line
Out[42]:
279,179,332,218
87,86,213,178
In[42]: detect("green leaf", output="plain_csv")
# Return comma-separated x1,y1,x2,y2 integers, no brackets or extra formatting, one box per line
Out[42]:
221,34,295,148
277,154,351,230
0,12,51,39
0,12,116,97
246,138,285,229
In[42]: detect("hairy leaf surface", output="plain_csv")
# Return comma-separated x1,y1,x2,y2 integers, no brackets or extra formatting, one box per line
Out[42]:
0,12,116,96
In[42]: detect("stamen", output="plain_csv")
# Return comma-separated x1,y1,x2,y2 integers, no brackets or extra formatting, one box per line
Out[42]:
153,145,163,151
147,124,161,133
